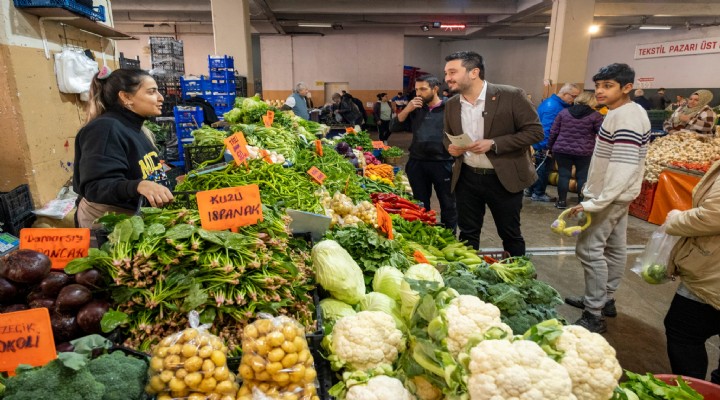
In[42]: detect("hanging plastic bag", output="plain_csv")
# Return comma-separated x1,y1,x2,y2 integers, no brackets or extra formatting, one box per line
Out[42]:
237,314,319,400
54,48,98,96
631,224,681,284
145,310,239,399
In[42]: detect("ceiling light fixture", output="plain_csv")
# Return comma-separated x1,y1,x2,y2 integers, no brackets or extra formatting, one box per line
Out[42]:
441,24,466,31
298,23,332,28
639,25,672,30
421,25,430,31
588,24,600,34
428,36,434,39
432,22,441,28
544,26,551,30
332,23,343,30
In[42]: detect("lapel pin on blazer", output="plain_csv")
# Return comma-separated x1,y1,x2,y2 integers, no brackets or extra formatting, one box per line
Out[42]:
491,96,496,101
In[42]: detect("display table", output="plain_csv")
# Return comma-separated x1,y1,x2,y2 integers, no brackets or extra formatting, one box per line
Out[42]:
647,168,702,225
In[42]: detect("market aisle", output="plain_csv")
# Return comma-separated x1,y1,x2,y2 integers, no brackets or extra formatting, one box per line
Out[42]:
380,128,719,380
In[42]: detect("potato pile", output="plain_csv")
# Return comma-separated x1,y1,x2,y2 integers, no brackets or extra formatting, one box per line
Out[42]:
146,326,239,400
644,131,720,182
319,190,377,228
237,316,319,400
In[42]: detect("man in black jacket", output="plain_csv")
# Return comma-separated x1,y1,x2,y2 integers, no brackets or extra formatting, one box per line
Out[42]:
390,75,457,231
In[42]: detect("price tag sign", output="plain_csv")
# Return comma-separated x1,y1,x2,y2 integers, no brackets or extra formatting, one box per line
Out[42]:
196,185,263,231
0,308,56,375
345,127,355,133
307,166,327,184
259,149,273,164
315,140,323,156
262,110,275,127
372,141,385,149
19,228,90,270
413,250,430,264
223,132,250,165
375,204,394,240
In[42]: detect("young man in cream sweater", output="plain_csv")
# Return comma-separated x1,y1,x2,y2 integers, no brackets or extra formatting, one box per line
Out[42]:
565,63,651,333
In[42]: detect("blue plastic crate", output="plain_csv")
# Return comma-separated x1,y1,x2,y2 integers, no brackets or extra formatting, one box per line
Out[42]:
13,0,105,22
209,69,234,80
180,77,210,99
208,94,235,109
208,55,234,69
210,80,235,94
173,105,203,124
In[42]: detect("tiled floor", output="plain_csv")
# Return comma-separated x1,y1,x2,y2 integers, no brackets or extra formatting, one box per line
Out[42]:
378,129,719,380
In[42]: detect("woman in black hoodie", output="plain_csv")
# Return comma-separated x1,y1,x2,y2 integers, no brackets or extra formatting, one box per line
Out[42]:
73,67,174,228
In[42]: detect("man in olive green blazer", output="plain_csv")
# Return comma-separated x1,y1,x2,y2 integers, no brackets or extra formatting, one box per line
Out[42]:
443,51,543,256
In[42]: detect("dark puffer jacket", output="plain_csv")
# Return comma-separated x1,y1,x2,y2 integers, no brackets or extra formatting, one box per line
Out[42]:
548,105,604,157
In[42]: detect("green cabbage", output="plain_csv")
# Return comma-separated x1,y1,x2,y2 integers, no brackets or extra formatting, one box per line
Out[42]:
372,266,404,301
312,240,366,304
319,298,356,333
358,292,405,331
400,263,444,320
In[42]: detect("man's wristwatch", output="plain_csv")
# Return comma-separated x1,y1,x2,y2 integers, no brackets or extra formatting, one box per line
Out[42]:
490,140,497,152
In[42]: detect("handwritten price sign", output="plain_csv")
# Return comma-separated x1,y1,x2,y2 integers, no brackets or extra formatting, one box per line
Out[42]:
315,139,323,156
20,228,90,269
223,132,250,165
196,185,263,231
262,110,275,128
307,166,327,184
0,308,56,375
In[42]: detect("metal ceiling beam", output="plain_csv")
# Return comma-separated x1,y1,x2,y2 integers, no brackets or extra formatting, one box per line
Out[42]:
594,3,720,17
113,10,213,23
265,0,516,15
252,0,285,34
111,0,210,12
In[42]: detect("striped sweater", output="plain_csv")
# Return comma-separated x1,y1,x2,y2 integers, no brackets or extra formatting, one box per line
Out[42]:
581,102,651,213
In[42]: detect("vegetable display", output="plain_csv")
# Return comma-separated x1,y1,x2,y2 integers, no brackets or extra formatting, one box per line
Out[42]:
380,146,405,159
66,207,316,355
0,250,110,345
338,131,373,151
293,147,369,202
318,190,377,228
371,193,437,224
643,132,720,182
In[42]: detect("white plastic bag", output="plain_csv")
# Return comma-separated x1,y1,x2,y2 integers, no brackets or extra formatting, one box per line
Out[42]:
631,224,680,284
54,48,98,95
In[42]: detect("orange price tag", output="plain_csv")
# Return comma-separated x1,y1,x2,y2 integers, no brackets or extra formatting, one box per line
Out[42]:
262,110,275,127
223,132,250,165
307,166,327,184
345,127,355,133
196,185,263,231
259,149,273,164
413,250,429,264
372,141,385,149
315,140,323,156
0,308,56,375
19,228,90,270
375,203,394,240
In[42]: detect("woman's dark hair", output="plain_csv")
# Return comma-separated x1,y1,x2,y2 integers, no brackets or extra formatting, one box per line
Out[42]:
592,63,635,86
445,51,485,79
87,68,151,123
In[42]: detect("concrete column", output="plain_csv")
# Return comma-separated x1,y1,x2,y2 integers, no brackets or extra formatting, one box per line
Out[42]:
210,0,254,95
543,0,595,96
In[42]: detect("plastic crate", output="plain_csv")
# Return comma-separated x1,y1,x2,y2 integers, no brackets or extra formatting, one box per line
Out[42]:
210,80,236,94
0,213,35,237
173,105,203,126
208,55,234,69
629,180,658,221
0,184,35,231
209,69,234,81
478,250,510,263
209,94,235,110
13,0,105,22
180,76,210,99
183,145,226,172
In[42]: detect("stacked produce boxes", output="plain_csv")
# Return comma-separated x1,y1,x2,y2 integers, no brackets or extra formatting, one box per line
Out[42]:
173,105,204,162
207,55,236,116
150,37,184,116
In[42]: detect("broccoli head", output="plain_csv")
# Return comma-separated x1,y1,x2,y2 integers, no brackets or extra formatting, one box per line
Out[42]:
3,359,104,400
88,351,148,400
485,283,527,316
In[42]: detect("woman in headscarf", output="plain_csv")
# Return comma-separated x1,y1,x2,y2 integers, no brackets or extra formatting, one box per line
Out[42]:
663,90,717,134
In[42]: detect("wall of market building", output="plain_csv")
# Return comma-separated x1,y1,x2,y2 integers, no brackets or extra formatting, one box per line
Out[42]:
0,0,116,206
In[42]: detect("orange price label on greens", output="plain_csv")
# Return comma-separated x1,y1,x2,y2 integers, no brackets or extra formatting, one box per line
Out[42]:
345,127,355,133
307,166,327,184
413,250,429,264
315,140,323,156
259,149,273,164
375,204,394,240
223,132,249,165
262,110,275,127
196,185,263,231
0,308,56,375
19,228,90,270
372,141,385,149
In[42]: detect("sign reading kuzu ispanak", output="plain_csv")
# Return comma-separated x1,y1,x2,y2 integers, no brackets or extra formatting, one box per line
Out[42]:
635,37,720,59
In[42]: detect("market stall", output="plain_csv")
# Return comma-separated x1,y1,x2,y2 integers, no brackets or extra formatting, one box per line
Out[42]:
1,98,716,400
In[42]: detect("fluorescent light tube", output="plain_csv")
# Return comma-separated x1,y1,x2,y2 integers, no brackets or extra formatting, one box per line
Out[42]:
298,23,332,28
639,25,671,30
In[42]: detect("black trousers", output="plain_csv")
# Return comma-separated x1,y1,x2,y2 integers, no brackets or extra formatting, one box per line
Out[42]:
378,120,391,141
405,159,457,231
455,165,525,256
664,293,720,383
554,153,592,203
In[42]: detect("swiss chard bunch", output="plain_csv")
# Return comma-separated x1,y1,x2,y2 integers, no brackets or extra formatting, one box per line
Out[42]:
612,371,704,400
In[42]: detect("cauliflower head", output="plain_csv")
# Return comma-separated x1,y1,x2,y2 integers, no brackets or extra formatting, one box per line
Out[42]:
330,311,405,371
556,325,622,400
468,339,577,400
346,375,416,400
444,295,513,356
